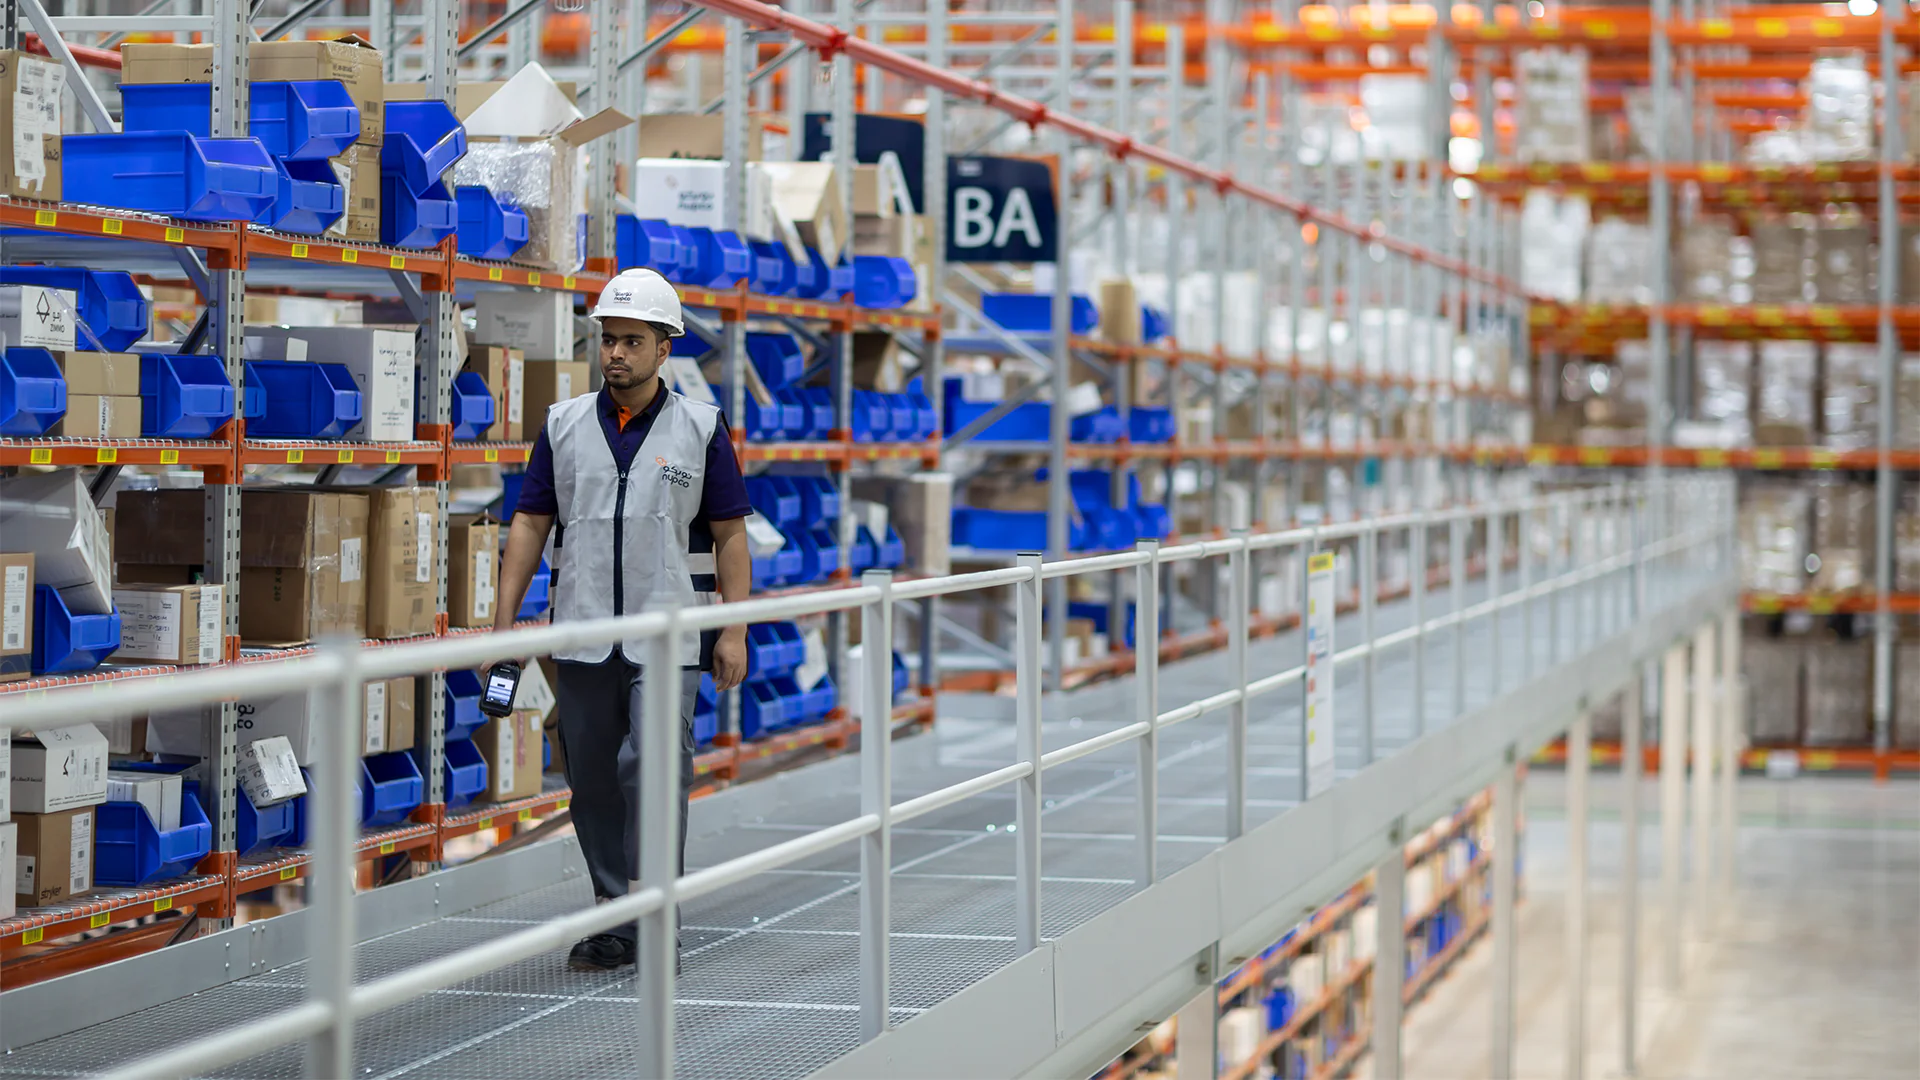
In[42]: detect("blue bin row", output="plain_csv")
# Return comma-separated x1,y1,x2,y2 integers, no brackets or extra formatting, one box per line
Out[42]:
943,378,1127,444
739,672,838,740
382,101,468,249
950,471,1171,554
616,215,918,308
0,269,149,352
978,291,1170,345
746,621,806,675
721,383,934,444
32,584,119,676
748,522,901,590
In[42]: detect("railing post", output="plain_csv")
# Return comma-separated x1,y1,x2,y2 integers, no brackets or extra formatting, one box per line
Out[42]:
859,570,895,1042
1450,511,1465,719
637,609,682,1079
1520,499,1535,680
1360,524,1377,765
1718,609,1741,904
1551,495,1567,664
1690,620,1717,940
1490,749,1520,1080
1566,708,1591,1080
1412,516,1428,737
1014,553,1045,953
1621,673,1645,1077
1134,541,1160,883
1372,821,1407,1080
1227,532,1249,839
1487,503,1503,696
306,638,360,1080
1659,642,1689,989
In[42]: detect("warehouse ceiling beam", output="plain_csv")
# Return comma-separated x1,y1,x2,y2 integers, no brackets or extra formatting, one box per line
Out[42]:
18,0,116,133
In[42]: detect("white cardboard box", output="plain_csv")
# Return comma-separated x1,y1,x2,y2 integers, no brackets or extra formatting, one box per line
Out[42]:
112,584,224,665
632,158,729,231
473,291,574,362
0,284,77,350
0,469,115,615
233,695,325,765
107,769,182,832
238,736,307,808
245,326,417,441
0,821,16,920
11,724,109,813
0,738,10,821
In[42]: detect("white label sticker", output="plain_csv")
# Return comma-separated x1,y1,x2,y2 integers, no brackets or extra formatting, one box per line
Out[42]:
415,512,434,583
339,538,363,584
474,549,495,620
364,681,387,754
1304,551,1337,799
17,855,34,896
70,812,92,894
196,586,222,664
112,590,184,662
507,357,525,423
496,713,515,793
326,154,352,237
2,565,26,652
97,395,113,434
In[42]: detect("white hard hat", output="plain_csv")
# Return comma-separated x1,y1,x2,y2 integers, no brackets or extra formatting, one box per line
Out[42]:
591,267,684,337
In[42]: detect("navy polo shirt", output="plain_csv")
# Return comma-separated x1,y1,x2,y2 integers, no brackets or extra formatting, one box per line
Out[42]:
513,380,753,525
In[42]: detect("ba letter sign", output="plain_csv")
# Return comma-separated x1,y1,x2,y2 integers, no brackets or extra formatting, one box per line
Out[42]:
946,156,1057,263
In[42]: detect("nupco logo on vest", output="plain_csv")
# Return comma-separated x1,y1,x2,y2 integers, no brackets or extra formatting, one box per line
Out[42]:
657,455,694,488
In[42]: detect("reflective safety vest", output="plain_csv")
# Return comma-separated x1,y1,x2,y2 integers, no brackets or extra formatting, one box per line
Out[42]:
547,388,719,665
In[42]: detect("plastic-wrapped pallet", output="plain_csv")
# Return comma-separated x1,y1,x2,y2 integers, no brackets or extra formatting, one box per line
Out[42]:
1811,480,1874,593
1756,341,1816,444
1744,634,1803,744
1687,341,1751,447
1822,344,1879,450
1749,218,1810,303
1804,636,1870,746
1803,54,1876,162
1677,216,1735,301
1898,492,1920,593
1624,87,1688,159
1897,641,1920,748
1739,481,1809,594
1585,218,1654,304
1813,221,1873,304
1357,74,1428,160
1515,48,1590,162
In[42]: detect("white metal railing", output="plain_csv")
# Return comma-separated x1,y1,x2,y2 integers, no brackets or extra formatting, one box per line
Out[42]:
0,476,1736,1080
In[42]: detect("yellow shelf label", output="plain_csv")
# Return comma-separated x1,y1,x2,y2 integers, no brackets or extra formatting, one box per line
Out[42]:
1810,451,1839,470
1579,164,1616,183
379,840,396,854
286,449,305,464
154,897,173,912
102,219,123,235
291,243,308,259
1699,163,1734,183
477,817,494,830
279,866,298,881
1749,594,1784,613
1585,20,1616,38
1756,17,1788,37
564,276,577,290
518,808,534,821
484,448,500,462
556,798,570,811
1308,552,1336,573
341,249,359,263
528,272,543,286
386,450,402,463
160,449,179,464
21,927,43,945
488,266,504,281
29,448,51,464
1812,19,1844,37
1808,595,1837,614
165,227,184,243
1578,447,1611,467
1805,751,1838,770
90,913,110,928
389,255,405,269
1701,18,1733,38
1753,449,1785,469
33,210,56,227
1696,450,1727,469
95,448,116,463
334,449,352,462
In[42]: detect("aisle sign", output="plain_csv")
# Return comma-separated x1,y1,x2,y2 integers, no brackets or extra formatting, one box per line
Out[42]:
946,156,1057,263
1304,551,1337,798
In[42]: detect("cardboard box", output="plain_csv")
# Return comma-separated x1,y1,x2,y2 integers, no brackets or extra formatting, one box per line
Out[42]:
1098,278,1141,347
239,489,369,643
112,489,207,568
474,291,574,362
244,326,417,442
636,112,765,160
121,38,384,146
0,469,114,615
632,159,776,240
852,213,911,258
14,808,92,906
477,711,544,801
362,675,417,756
758,161,849,263
238,735,307,808
0,51,62,200
49,394,141,438
0,284,78,350
329,142,380,241
101,716,146,757
53,352,139,396
0,822,15,919
520,360,591,428
463,345,526,441
319,486,437,639
11,724,109,814
851,474,951,576
0,552,31,684
850,331,905,390
853,164,895,217
112,584,223,666
107,769,182,832
447,515,502,628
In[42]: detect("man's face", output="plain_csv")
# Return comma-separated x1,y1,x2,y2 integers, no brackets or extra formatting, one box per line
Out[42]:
600,317,670,391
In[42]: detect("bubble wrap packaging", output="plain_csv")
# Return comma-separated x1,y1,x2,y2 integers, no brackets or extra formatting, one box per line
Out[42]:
452,139,587,273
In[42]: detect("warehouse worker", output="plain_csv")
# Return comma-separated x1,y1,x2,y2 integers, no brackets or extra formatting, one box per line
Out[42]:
495,267,753,972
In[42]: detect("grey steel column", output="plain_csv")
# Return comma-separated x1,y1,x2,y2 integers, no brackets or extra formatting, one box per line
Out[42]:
920,0,950,695
586,0,619,265
1172,985,1218,1080
1490,752,1519,1080
1372,831,1407,1080
1690,622,1716,936
1045,0,1075,688
306,642,361,1079
1718,610,1740,900
1450,513,1465,716
1360,523,1376,763
1620,673,1645,1077
1659,642,1689,988
1135,540,1161,883
859,571,895,1041
1228,531,1249,838
1648,0,1672,475
637,619,683,1079
1874,0,1901,760
1565,709,1591,1080
1014,553,1045,953
1412,512,1428,737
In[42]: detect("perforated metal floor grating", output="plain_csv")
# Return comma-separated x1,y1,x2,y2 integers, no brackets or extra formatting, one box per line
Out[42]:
1,569,1685,1079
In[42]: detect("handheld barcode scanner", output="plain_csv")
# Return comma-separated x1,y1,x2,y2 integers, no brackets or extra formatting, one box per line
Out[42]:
480,660,522,718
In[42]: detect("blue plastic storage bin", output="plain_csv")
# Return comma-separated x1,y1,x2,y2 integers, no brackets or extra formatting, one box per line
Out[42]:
719,385,788,441
64,132,277,221
677,227,753,288
0,269,149,352
443,669,486,742
942,377,1051,441
791,247,827,299
795,673,836,721
906,383,937,441
256,157,343,234
793,475,841,521
877,524,905,569
361,752,425,827
516,558,551,619
140,352,234,438
1071,406,1123,443
850,389,892,442
1129,407,1175,444
981,292,1098,335
381,101,467,196
449,370,496,440
383,176,458,249
745,332,805,389
693,673,719,746
770,622,807,670
772,388,822,439
792,524,839,583
443,738,489,809
951,507,1093,552
456,186,530,260
749,239,796,296
892,651,911,700
0,348,64,436
764,675,807,729
792,386,831,438
32,585,119,675
617,216,680,271
95,790,213,887
243,359,362,440
745,475,803,528
851,256,915,309
772,540,803,584
849,525,878,573
237,785,300,855
750,549,780,590
1141,305,1171,343
884,393,917,440
121,80,359,160
740,678,786,739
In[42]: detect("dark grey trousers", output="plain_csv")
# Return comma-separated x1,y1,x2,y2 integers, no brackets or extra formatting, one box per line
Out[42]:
554,658,699,943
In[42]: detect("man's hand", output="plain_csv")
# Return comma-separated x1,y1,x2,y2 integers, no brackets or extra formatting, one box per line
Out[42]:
713,626,748,691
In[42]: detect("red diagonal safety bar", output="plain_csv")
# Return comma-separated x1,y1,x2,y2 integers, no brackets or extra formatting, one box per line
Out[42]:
22,34,123,70
680,0,1531,299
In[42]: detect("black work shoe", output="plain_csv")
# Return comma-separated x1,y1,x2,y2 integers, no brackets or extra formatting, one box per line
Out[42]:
568,933,636,971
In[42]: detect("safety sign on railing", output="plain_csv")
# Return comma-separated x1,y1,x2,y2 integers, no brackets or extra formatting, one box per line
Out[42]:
1305,550,1337,798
